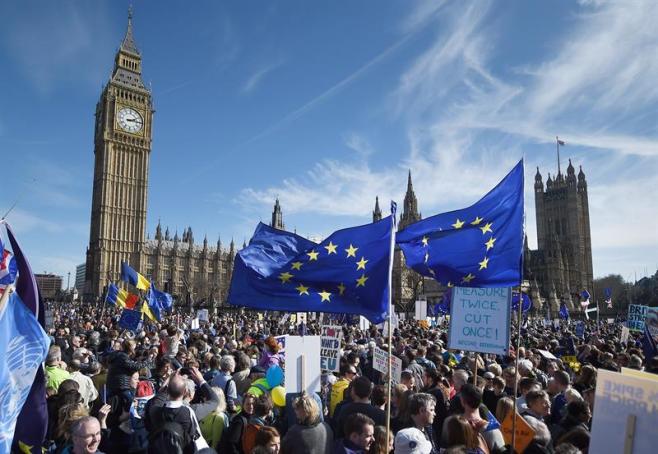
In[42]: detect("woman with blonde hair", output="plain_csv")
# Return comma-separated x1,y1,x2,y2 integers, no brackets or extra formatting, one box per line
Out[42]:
280,392,333,454
54,402,89,449
495,396,515,425
200,386,229,450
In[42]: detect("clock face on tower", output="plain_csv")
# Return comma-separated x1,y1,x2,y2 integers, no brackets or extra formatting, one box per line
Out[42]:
117,107,144,133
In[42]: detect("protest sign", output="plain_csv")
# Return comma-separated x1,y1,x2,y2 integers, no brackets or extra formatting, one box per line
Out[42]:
320,325,342,372
537,349,557,360
45,309,54,330
590,369,658,454
448,287,511,355
373,346,402,383
607,318,615,324
297,312,307,325
285,336,321,394
197,309,208,322
621,368,658,382
275,335,287,354
359,316,370,331
501,413,535,454
646,307,658,342
190,318,199,329
621,326,630,344
415,300,427,321
627,304,648,332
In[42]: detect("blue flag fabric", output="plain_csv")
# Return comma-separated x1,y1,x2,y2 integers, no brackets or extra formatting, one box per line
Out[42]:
147,283,173,316
512,292,532,313
580,290,591,302
4,222,50,453
434,291,451,315
0,292,50,453
396,160,524,288
559,303,570,320
118,309,142,331
228,215,395,323
641,325,657,359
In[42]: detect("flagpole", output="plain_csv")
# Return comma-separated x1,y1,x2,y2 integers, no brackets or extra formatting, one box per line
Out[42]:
556,136,561,175
385,203,397,447
512,158,526,452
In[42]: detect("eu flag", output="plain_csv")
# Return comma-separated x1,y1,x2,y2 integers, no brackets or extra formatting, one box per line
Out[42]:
227,214,395,323
396,160,524,288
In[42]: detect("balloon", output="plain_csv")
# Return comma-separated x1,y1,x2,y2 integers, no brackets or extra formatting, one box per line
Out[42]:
271,386,286,407
266,365,284,388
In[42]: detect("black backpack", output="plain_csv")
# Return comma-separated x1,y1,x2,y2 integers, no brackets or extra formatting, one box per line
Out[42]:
147,407,189,454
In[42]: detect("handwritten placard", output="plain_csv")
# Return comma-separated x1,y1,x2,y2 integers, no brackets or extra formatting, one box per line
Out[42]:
448,287,511,355
320,325,342,372
627,304,648,332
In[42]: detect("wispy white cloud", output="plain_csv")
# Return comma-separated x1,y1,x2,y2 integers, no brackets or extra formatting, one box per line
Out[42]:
241,59,285,94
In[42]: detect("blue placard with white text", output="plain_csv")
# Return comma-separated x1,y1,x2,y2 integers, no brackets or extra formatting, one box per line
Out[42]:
448,287,511,355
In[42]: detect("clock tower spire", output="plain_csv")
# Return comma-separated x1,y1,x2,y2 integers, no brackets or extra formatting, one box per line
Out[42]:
85,8,154,298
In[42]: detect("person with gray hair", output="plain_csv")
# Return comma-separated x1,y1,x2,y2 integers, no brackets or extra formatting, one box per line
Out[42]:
46,345,72,392
523,415,553,451
448,369,469,415
211,354,238,413
408,393,437,454
68,359,99,408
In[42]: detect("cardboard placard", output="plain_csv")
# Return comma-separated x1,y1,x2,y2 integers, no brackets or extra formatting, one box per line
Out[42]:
590,369,658,454
372,346,402,383
275,335,287,354
415,300,427,321
320,325,342,372
627,304,648,332
537,349,557,360
501,413,535,453
285,336,321,394
197,309,208,322
448,287,511,355
621,326,630,344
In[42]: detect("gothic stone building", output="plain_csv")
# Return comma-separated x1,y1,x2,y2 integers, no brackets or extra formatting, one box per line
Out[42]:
85,13,236,302
525,161,594,313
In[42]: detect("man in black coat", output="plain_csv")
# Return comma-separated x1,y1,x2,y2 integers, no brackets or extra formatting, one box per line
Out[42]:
106,339,152,406
334,376,385,439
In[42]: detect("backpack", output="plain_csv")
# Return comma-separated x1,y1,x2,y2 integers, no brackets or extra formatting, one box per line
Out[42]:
148,408,189,454
241,422,264,454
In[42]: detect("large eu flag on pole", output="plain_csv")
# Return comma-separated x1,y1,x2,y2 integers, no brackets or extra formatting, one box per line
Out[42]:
396,160,524,288
3,222,51,453
228,213,395,323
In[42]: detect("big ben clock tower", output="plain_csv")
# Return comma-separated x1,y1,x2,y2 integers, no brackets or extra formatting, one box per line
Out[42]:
86,9,153,297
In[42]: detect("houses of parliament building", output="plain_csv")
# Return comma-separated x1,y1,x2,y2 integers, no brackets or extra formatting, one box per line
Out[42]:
85,13,593,313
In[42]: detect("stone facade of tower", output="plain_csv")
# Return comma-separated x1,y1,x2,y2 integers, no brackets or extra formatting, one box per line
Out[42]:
85,12,153,297
271,198,285,230
526,160,594,313
85,13,234,303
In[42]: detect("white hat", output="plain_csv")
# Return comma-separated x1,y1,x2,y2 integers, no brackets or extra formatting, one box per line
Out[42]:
394,428,432,454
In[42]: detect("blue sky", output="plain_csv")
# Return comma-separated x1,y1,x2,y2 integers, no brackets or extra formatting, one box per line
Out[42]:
1,0,657,287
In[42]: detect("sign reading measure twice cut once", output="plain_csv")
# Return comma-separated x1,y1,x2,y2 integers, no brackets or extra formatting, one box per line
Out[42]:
448,287,511,355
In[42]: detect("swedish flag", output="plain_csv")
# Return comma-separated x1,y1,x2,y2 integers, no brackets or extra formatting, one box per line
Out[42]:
396,160,524,288
228,211,395,323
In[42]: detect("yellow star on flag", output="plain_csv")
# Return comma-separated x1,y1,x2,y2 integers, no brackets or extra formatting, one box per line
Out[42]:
296,284,309,295
356,257,368,270
479,257,489,270
278,272,293,284
461,273,475,283
345,244,358,258
356,274,369,287
485,237,496,251
471,216,483,225
307,250,319,261
452,219,465,229
338,283,346,295
291,261,303,270
324,241,338,254
318,290,331,302
422,236,429,246
480,223,493,234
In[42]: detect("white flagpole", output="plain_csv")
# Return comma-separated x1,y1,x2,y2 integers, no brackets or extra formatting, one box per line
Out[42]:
385,202,397,446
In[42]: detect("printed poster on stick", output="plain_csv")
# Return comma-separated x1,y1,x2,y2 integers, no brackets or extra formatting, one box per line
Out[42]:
373,346,402,383
627,304,648,332
320,325,342,372
448,287,511,355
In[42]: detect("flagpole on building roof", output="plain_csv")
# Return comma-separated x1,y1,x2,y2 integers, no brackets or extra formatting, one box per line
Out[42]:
385,202,397,447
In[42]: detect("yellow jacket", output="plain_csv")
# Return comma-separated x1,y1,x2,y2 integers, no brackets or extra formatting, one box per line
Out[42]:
330,378,350,417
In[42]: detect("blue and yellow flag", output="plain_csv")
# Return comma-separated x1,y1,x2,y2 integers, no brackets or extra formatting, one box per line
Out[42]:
396,160,524,288
228,212,395,323
121,261,150,291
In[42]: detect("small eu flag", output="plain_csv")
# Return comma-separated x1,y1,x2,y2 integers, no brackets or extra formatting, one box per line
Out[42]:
227,213,395,323
396,160,524,288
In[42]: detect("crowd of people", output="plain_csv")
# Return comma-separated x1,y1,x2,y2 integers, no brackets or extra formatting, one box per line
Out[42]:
35,300,657,454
